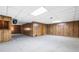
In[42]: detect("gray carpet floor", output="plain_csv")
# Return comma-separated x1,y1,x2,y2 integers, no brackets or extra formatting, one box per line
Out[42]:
0,34,79,52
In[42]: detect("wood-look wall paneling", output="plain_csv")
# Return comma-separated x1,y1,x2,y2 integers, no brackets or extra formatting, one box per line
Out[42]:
46,24,51,34
78,22,79,37
0,30,2,42
42,24,47,35
20,21,79,38
21,23,33,36
49,24,52,35
73,22,79,37
63,23,68,36
32,22,47,36
47,24,56,35
68,22,74,37
47,21,79,38
41,24,47,35
56,24,59,35
21,22,47,36
46,24,48,34
0,15,12,42
58,23,64,36
50,23,64,36
53,24,56,35
12,25,21,34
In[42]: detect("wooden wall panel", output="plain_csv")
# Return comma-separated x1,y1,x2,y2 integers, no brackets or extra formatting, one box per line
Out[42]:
55,24,59,35
0,30,2,42
52,24,56,35
63,23,69,36
46,24,50,34
21,22,47,36
73,22,79,37
58,23,64,36
48,24,51,34
47,21,79,37
48,24,52,34
12,25,21,34
48,24,56,35
33,22,47,36
0,15,12,42
41,24,47,35
36,24,42,36
78,22,79,37
21,23,33,36
68,22,74,37
53,23,64,36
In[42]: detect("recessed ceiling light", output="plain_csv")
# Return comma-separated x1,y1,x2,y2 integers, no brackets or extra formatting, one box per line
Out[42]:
31,7,47,16
50,17,53,19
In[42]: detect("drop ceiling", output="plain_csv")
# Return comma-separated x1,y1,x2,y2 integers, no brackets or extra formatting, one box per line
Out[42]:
0,6,79,25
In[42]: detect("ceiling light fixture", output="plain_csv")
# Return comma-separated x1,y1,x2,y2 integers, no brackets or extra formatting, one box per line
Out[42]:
31,7,47,16
50,17,53,19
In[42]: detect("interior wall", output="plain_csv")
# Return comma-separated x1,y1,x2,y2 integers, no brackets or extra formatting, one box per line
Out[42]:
21,23,33,36
0,15,12,42
11,25,21,34
47,21,79,37
32,22,47,36
11,21,79,38
21,22,47,36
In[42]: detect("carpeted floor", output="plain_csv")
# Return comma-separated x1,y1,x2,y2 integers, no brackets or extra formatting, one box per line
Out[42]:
0,34,79,52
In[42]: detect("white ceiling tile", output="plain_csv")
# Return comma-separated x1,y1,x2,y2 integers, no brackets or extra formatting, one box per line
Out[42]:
0,6,79,24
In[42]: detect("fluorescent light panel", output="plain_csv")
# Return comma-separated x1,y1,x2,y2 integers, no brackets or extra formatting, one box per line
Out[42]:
31,7,47,16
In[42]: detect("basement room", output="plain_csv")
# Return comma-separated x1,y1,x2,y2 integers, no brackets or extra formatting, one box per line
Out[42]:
0,6,79,52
